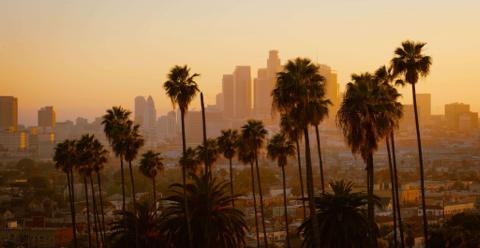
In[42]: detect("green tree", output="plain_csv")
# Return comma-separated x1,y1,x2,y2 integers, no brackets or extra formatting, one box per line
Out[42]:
139,150,164,207
391,40,433,247
16,158,36,173
102,106,132,244
267,133,296,248
241,119,269,247
161,174,247,248
163,64,200,248
296,180,380,248
217,128,239,209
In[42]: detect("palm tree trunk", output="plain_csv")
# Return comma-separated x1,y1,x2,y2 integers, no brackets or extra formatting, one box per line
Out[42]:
128,161,139,248
411,83,429,248
70,170,77,248
296,140,307,219
250,162,260,248
200,93,211,244
230,158,235,209
90,177,101,248
386,137,397,248
254,154,268,247
368,152,377,248
303,128,321,247
66,172,77,248
180,109,194,248
120,158,128,247
315,125,325,193
391,133,405,248
84,177,92,248
281,164,291,248
97,173,107,248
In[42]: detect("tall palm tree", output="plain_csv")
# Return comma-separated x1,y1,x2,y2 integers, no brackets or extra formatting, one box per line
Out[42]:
163,65,200,248
391,40,433,247
139,150,164,207
179,147,202,175
266,133,296,248
402,222,419,248
237,139,260,248
375,65,405,248
161,173,248,248
272,57,328,246
102,106,131,244
92,139,109,247
337,73,397,248
297,180,381,248
217,129,239,208
53,139,78,248
113,120,145,248
280,115,307,218
241,119,269,247
195,137,221,173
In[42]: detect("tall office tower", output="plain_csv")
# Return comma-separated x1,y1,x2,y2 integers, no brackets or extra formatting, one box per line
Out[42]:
222,75,234,119
76,117,88,125
135,96,147,125
38,106,56,127
400,104,418,128
330,70,339,116
445,103,471,129
416,94,431,125
0,96,18,131
253,50,283,119
233,66,252,119
157,110,176,138
216,93,224,112
143,96,157,129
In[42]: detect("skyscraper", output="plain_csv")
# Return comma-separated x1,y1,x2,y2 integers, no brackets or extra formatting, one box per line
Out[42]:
233,66,252,119
445,103,472,129
216,93,224,112
38,106,56,127
253,50,282,119
222,75,234,119
143,96,157,129
0,96,18,131
135,96,147,125
416,94,431,125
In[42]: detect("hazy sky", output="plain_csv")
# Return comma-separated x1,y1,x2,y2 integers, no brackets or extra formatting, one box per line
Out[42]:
1,0,479,126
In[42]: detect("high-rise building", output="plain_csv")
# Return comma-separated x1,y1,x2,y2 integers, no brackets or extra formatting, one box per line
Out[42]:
135,96,147,125
222,75,234,119
144,96,157,129
157,111,176,139
253,50,282,119
0,96,18,131
76,117,88,126
401,104,420,128
416,94,431,125
38,106,56,127
185,111,203,144
233,66,252,119
445,103,470,129
216,93,224,112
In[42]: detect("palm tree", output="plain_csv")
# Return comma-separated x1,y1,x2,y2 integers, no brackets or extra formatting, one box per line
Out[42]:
391,40,433,247
109,201,167,248
272,57,328,246
53,139,78,248
217,129,239,208
280,115,307,218
139,150,164,207
179,147,202,175
113,120,145,248
195,137,221,173
402,222,418,248
163,65,200,248
336,73,398,248
76,134,99,248
266,133,296,248
92,139,109,247
161,173,248,248
375,65,405,248
237,138,260,248
102,106,131,244
297,180,380,248
241,119,269,247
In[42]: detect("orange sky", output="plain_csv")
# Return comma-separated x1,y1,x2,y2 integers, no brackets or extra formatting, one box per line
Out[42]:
1,0,479,126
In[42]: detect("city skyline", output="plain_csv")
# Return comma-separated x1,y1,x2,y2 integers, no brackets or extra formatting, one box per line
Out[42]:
2,0,480,126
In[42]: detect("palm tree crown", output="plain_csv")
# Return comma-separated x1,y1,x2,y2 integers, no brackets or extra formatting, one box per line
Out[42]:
179,146,202,175
195,137,221,171
217,129,239,160
139,150,164,181
163,65,200,113
266,134,296,168
390,40,432,85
